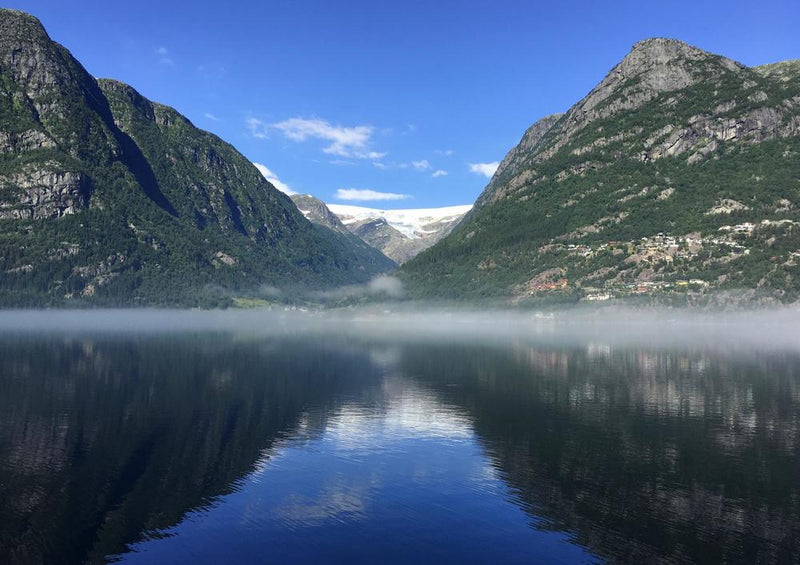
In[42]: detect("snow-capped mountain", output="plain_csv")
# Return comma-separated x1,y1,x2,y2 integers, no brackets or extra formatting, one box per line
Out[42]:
326,204,472,263
327,205,472,240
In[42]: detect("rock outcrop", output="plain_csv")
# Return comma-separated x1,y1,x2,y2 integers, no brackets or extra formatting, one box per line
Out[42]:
290,194,352,235
0,166,88,219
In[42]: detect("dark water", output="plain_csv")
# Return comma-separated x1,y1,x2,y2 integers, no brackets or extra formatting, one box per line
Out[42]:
1,332,799,564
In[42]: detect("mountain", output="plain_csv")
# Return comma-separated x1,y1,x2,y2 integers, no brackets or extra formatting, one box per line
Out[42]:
289,194,397,265
326,204,471,264
401,38,800,304
290,194,353,236
0,9,393,306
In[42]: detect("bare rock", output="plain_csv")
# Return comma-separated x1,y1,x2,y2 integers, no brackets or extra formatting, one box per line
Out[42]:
0,164,89,219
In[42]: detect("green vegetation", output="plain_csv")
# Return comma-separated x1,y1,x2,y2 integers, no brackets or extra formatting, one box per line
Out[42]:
0,9,393,307
401,41,800,304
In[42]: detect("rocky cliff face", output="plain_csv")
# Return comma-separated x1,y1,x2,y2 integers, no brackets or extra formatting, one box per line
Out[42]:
0,10,124,221
478,39,800,209
0,167,88,220
290,194,352,235
0,9,393,306
474,113,563,208
402,38,800,303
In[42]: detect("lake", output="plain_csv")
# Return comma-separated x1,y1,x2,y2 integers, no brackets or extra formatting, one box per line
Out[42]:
1,310,798,564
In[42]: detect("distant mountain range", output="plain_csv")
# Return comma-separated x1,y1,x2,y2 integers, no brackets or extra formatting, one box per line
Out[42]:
300,199,471,264
400,38,800,305
0,9,393,306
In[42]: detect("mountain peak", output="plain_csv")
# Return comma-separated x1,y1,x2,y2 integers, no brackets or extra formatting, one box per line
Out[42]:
0,8,45,28
401,36,800,303
609,37,740,95
0,9,50,46
617,37,744,87
755,59,800,82
475,40,736,209
628,37,701,58
290,194,351,235
551,37,746,143
98,78,158,121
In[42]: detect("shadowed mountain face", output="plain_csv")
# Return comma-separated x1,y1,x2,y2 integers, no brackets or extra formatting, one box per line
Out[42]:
1,332,798,565
401,39,800,304
0,9,393,306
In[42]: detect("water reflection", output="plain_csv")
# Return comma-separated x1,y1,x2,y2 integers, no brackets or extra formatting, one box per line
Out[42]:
0,336,382,564
399,343,800,564
0,334,798,564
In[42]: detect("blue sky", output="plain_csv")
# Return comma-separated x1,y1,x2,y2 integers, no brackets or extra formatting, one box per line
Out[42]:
8,0,799,207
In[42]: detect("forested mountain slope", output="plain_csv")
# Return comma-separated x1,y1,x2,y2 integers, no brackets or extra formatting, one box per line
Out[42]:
401,39,800,304
0,9,392,306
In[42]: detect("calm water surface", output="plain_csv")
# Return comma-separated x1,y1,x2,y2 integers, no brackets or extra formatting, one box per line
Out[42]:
1,330,798,564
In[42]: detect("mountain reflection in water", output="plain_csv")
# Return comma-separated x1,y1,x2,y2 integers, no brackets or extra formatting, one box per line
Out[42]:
0,332,798,564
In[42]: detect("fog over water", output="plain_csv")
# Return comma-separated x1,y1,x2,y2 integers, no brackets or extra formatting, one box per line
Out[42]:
1,306,800,351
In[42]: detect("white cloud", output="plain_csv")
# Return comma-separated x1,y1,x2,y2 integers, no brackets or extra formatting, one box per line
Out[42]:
262,117,385,159
334,189,410,201
432,170,448,178
373,162,387,169
253,163,296,195
330,159,356,166
412,159,431,171
155,46,173,65
469,161,500,178
435,149,455,156
204,113,219,121
246,117,269,139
